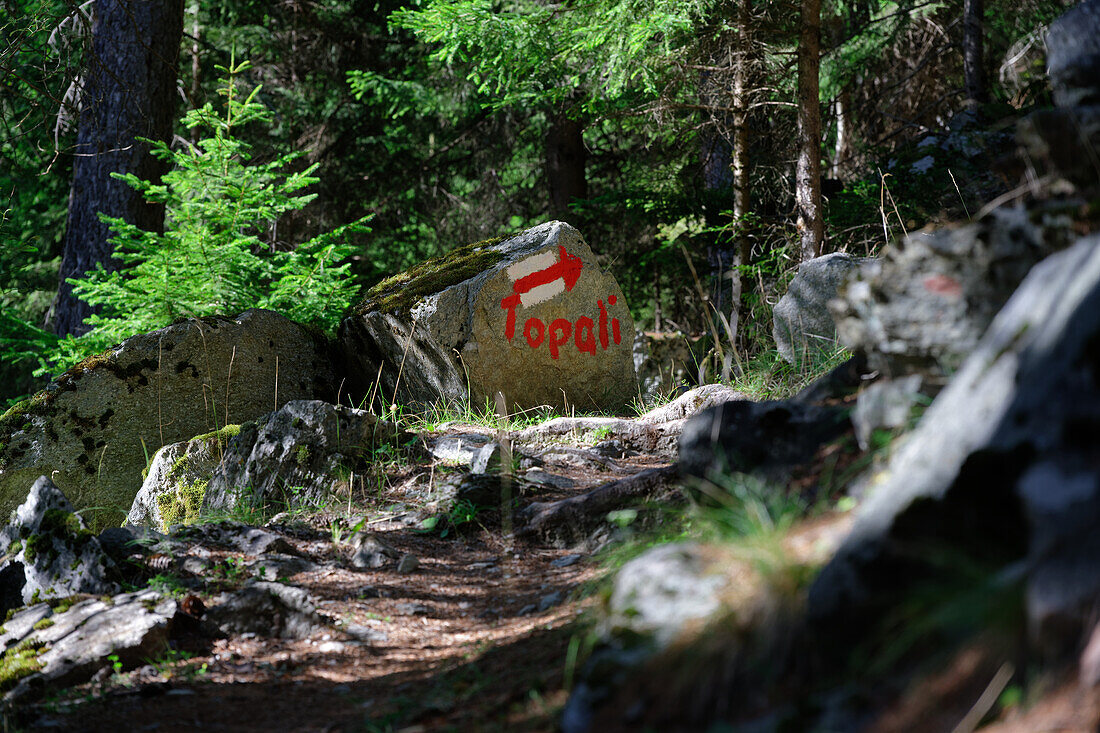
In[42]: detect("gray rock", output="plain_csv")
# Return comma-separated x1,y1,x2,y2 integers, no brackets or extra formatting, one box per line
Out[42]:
561,542,733,733
603,542,728,646
809,235,1100,655
171,522,299,557
551,554,583,568
538,590,564,612
0,309,341,528
851,375,924,449
245,553,316,581
829,207,1066,383
469,443,501,474
396,554,419,573
202,400,402,515
206,580,325,639
0,589,176,703
426,433,493,466
773,252,869,366
1046,0,1100,108
127,428,232,530
0,477,118,615
678,400,850,492
348,531,399,569
427,472,507,515
339,221,637,413
513,414,687,461
636,384,747,424
591,440,635,459
524,468,575,490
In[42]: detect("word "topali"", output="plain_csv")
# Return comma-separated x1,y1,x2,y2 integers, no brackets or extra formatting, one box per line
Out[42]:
499,246,623,359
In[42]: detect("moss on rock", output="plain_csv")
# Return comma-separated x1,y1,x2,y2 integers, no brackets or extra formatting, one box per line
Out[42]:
0,638,45,692
156,479,208,531
354,235,510,317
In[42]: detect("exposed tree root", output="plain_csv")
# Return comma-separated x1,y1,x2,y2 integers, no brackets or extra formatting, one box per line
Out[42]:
516,465,683,546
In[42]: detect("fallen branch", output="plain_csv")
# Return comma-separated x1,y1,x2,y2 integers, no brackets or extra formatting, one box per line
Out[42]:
516,465,683,546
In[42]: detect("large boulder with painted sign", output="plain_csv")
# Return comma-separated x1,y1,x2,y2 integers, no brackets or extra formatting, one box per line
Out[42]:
339,221,637,412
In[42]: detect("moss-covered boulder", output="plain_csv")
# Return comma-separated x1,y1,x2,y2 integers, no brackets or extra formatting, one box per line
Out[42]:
339,221,637,412
0,309,342,527
126,424,240,531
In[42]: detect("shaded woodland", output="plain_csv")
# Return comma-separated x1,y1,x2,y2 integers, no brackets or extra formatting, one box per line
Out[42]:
0,0,1068,401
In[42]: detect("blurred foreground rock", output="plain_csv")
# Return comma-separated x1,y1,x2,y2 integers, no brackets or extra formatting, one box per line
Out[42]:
811,234,1100,654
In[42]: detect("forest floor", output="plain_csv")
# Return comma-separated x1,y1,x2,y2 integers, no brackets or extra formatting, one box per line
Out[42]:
14,417,1100,733
17,425,664,732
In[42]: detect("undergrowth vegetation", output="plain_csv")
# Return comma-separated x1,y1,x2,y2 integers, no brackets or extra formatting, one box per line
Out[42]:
3,58,368,378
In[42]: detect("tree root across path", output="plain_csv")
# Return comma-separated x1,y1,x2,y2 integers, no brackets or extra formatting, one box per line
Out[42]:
516,464,683,546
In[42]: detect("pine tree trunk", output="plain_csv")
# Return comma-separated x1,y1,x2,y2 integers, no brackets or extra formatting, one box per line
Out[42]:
796,0,824,263
546,115,586,220
728,0,753,345
963,0,987,108
54,0,184,337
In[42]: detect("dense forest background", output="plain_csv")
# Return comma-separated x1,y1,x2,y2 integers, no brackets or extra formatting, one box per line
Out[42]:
0,0,1070,406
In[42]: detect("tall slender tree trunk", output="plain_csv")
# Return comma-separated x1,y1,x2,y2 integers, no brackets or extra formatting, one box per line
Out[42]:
963,0,987,108
188,0,201,144
546,114,586,221
726,0,753,347
54,0,184,337
832,85,853,178
796,0,824,263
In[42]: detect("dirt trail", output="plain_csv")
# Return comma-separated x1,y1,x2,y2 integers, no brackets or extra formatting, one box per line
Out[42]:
22,430,667,732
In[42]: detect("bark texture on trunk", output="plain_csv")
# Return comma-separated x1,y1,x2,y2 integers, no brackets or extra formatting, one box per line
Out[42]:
796,0,824,263
963,0,987,107
55,0,184,337
546,115,586,221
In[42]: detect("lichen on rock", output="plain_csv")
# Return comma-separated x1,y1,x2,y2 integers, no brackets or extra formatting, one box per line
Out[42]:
0,309,343,528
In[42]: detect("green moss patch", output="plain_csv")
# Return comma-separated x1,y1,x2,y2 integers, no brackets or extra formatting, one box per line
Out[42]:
0,638,46,692
156,479,208,532
354,235,511,317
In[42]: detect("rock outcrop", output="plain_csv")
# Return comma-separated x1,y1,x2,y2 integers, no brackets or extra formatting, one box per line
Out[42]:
0,590,177,702
127,425,238,531
810,234,1100,654
0,310,341,526
340,221,637,413
202,400,403,516
829,207,1066,385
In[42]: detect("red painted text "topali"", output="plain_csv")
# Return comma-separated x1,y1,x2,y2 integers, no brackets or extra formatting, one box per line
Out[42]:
499,247,621,359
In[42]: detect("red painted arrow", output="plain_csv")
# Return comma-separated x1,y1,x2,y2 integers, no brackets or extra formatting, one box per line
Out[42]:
500,246,584,340
511,245,583,296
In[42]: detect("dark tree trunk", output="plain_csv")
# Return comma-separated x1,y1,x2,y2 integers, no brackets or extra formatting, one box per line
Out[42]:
963,0,987,108
546,114,586,220
54,0,184,337
796,0,824,262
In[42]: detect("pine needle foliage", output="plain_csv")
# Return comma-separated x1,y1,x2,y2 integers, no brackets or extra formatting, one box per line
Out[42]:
48,58,368,371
